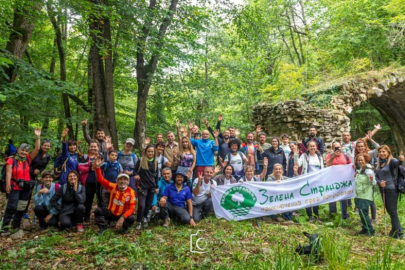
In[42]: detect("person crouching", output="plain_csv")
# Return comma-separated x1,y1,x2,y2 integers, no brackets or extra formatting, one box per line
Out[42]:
93,153,136,234
50,170,86,232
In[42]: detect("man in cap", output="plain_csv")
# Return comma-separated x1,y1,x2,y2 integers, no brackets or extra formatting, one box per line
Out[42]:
158,171,196,227
93,153,136,234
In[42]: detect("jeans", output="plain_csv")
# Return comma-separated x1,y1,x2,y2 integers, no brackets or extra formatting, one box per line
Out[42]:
306,206,319,217
329,200,349,219
84,182,97,220
59,204,85,230
2,188,31,231
34,205,59,229
159,202,190,224
380,188,403,238
193,198,213,222
136,188,155,222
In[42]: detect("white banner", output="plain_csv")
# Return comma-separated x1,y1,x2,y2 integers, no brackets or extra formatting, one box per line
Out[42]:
211,164,355,221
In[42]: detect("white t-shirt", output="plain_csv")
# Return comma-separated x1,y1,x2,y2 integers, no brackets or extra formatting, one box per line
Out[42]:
224,179,231,185
192,178,217,205
157,155,169,178
308,154,321,173
224,152,246,173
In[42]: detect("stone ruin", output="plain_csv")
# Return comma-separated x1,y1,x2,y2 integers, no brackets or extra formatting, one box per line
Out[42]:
253,69,405,152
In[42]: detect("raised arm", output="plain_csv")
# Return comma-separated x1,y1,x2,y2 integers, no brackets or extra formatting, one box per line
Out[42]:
259,158,268,180
81,119,92,144
29,128,41,160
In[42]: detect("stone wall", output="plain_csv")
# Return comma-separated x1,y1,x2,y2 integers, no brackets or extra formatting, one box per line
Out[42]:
253,70,405,152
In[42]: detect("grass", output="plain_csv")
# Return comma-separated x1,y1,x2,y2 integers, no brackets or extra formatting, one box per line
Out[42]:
1,193,405,269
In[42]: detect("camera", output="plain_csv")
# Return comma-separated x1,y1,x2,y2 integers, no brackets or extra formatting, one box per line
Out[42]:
16,179,25,189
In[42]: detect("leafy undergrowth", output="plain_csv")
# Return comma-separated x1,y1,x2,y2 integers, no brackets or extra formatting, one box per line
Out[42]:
1,195,405,269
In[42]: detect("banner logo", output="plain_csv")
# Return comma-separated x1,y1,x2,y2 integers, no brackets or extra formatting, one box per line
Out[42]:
220,186,257,218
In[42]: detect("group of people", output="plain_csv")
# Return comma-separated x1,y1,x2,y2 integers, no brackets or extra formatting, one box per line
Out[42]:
1,115,404,239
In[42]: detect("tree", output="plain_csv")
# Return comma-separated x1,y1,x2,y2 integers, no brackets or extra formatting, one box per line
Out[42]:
232,192,244,206
133,0,179,151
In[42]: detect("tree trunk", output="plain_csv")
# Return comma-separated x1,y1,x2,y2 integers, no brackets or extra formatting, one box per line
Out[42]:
47,1,74,138
133,0,179,152
2,0,42,83
103,17,119,148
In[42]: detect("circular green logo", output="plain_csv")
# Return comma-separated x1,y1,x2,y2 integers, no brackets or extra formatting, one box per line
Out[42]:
220,186,257,218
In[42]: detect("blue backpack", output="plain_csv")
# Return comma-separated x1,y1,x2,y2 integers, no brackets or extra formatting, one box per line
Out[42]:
54,155,69,180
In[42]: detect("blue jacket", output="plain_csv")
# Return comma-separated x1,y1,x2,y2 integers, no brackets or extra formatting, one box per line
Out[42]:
191,138,219,166
59,142,79,185
34,182,61,215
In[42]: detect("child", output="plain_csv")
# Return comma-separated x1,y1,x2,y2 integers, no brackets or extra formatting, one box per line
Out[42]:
100,150,123,207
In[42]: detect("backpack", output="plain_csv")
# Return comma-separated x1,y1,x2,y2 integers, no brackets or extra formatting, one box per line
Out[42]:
102,162,120,174
117,152,137,164
226,152,245,166
391,165,405,194
54,155,69,180
0,157,30,193
295,232,321,257
8,144,17,155
40,183,60,193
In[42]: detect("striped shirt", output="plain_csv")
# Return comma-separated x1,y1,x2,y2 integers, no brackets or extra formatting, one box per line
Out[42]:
96,168,136,218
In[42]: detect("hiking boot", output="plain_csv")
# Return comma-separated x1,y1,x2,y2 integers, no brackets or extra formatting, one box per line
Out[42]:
371,219,376,225
76,224,84,232
354,208,359,215
308,216,314,223
315,218,322,224
122,227,129,234
143,221,149,229
292,211,299,216
356,229,367,235
98,227,107,235
135,222,142,230
163,217,170,228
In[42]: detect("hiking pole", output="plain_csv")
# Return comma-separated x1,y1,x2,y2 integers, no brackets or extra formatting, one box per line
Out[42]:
383,187,387,236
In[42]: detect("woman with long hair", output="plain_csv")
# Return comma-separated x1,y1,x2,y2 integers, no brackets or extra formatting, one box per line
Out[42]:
175,123,196,186
375,145,404,239
78,139,102,222
294,141,324,222
134,145,159,230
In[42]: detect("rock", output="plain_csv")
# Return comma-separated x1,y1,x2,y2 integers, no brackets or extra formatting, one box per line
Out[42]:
6,238,13,243
10,229,24,240
22,219,32,229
